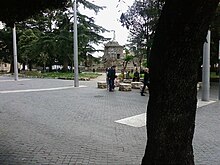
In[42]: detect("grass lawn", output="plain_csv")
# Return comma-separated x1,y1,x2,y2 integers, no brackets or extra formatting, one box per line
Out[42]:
210,72,219,78
19,71,102,80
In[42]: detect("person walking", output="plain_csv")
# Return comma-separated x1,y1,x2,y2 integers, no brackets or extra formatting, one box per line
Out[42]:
141,68,150,96
107,65,116,92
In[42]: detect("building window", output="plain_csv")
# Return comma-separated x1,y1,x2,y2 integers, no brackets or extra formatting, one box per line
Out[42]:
117,54,120,59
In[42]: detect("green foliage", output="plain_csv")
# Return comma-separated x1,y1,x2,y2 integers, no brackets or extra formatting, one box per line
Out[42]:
142,59,148,67
121,0,163,45
18,29,39,64
42,72,74,79
123,54,134,62
78,0,104,13
0,28,12,63
77,12,108,64
0,0,67,27
210,71,219,78
0,0,108,72
210,4,220,67
20,71,101,79
123,48,134,62
79,72,101,79
121,0,164,66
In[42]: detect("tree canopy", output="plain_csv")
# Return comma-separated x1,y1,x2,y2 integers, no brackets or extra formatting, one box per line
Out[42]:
0,0,67,27
0,0,109,72
121,0,164,68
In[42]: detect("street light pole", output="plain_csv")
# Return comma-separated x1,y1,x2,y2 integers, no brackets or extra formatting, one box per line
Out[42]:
13,24,18,81
73,0,79,87
202,30,210,101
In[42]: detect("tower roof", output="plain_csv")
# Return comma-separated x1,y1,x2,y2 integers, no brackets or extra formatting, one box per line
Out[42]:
104,41,123,48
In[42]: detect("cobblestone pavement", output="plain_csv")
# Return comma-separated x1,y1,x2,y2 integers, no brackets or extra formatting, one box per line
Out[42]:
0,74,220,165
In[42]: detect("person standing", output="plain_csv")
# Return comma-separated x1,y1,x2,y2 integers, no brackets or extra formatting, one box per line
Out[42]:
105,67,109,90
133,68,140,82
107,65,116,92
141,68,150,96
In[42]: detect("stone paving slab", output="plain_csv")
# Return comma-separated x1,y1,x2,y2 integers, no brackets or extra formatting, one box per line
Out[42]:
0,75,219,164
115,99,217,128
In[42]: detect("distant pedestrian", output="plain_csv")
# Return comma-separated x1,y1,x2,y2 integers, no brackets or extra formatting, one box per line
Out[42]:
133,68,140,82
141,68,150,96
107,65,116,92
114,75,120,87
106,67,110,89
126,71,130,79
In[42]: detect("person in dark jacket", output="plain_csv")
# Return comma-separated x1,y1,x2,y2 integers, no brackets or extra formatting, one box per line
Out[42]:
133,68,140,82
141,68,150,96
107,65,116,92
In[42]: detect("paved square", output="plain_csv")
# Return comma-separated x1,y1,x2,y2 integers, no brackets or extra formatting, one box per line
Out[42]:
115,99,216,128
0,75,219,165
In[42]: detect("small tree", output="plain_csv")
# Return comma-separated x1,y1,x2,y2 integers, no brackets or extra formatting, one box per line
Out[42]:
121,49,134,79
121,0,164,66
38,52,49,72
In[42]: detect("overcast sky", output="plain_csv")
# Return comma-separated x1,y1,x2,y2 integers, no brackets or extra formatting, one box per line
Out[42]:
80,0,134,57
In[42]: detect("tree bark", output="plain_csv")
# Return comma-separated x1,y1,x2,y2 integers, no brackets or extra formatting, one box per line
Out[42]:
142,0,219,164
9,57,13,73
28,61,33,71
63,57,69,72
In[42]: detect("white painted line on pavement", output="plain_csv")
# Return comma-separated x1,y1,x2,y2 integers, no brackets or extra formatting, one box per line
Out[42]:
115,113,146,128
0,85,87,94
0,79,30,82
197,99,216,108
115,99,217,128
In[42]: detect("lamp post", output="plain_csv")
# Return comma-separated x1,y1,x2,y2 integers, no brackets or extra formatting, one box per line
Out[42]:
202,30,210,101
73,0,79,87
13,24,18,81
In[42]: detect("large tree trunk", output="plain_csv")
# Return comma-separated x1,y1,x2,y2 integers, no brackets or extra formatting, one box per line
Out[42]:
10,59,14,73
28,61,33,71
142,0,219,164
63,57,69,72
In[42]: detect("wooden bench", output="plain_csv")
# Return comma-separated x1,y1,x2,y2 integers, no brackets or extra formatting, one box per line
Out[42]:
97,81,107,89
119,83,132,91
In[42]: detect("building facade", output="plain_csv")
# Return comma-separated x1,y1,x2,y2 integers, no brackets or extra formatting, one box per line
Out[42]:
102,41,124,71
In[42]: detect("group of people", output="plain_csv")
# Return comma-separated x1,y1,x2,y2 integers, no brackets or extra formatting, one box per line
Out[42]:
106,66,150,95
